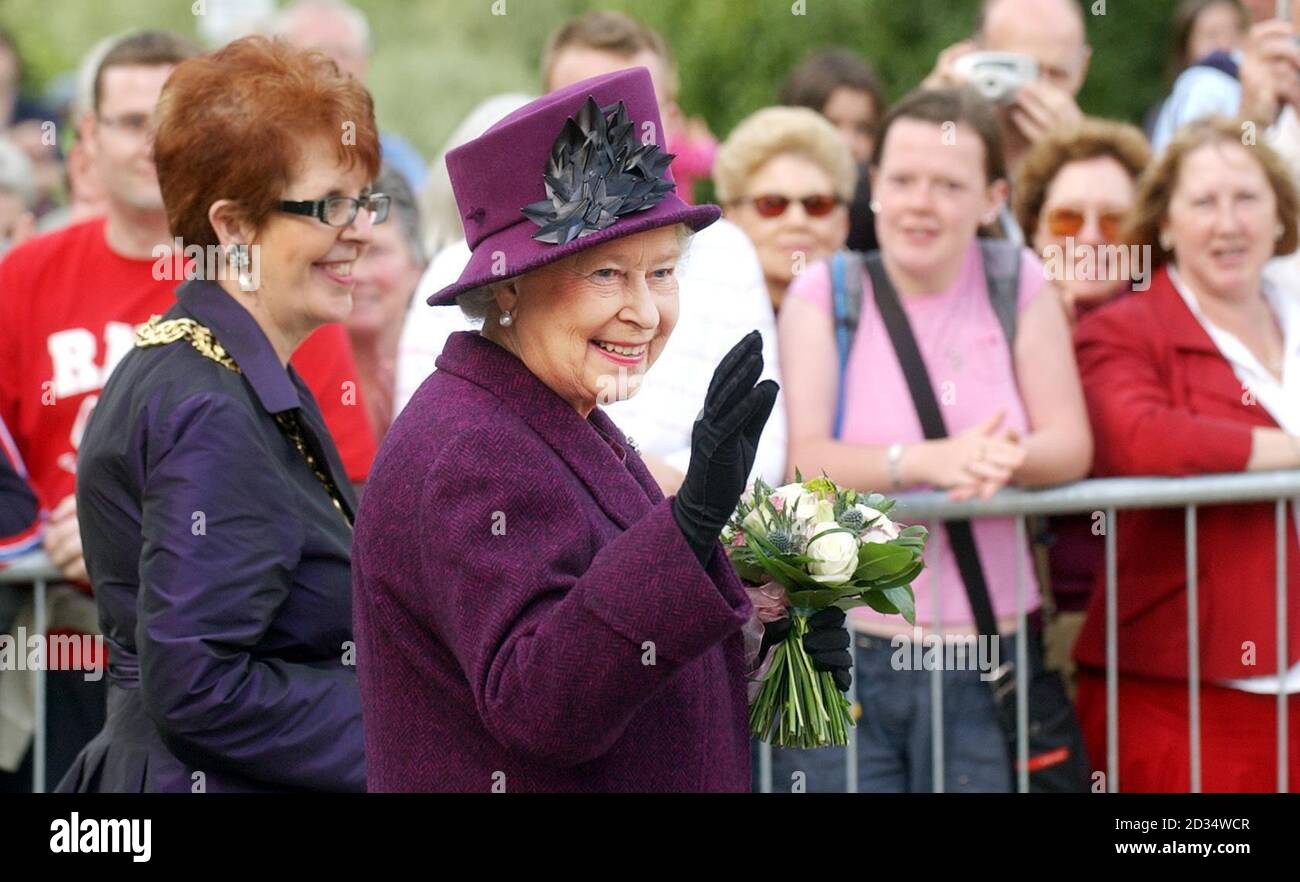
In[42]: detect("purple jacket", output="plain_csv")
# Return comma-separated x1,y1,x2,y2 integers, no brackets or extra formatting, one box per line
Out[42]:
352,331,753,792
58,280,364,793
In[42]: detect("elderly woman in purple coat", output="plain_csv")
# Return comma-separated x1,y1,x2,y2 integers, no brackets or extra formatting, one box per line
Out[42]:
351,68,787,792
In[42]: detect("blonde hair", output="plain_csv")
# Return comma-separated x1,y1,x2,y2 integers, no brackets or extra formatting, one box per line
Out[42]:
713,106,858,205
1126,116,1299,267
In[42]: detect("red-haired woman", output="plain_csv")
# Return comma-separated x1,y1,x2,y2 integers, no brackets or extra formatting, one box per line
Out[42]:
57,36,383,792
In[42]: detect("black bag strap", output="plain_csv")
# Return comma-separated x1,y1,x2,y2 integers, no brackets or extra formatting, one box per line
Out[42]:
862,252,1002,644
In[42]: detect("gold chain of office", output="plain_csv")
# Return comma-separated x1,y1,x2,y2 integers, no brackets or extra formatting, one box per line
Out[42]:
134,315,353,528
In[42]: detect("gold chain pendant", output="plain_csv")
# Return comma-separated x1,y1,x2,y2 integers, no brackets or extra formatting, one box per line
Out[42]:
134,314,351,529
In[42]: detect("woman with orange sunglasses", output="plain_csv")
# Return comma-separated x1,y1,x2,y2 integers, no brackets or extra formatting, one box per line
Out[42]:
1014,118,1153,324
1012,119,1151,688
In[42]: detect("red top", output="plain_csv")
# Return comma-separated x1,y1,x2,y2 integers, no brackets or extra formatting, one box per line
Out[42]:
1071,265,1300,681
0,217,376,517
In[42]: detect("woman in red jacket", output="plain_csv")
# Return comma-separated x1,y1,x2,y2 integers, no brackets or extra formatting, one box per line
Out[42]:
1073,117,1300,792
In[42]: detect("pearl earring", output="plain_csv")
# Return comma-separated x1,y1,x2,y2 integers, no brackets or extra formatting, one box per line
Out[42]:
1159,233,1174,252
229,243,256,292
869,200,883,213
499,310,513,327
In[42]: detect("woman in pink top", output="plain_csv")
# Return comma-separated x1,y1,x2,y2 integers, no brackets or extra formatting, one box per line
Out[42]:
772,88,1092,792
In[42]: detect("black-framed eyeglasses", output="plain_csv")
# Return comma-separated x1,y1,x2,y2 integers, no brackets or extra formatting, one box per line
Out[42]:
278,193,391,227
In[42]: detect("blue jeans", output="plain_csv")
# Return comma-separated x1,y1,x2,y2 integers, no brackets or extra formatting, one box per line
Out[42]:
758,630,1025,792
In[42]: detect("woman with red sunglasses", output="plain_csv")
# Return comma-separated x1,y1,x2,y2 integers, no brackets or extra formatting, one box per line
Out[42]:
713,106,857,313
1014,118,1153,324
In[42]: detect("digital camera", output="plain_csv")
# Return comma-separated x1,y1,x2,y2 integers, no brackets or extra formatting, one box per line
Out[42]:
953,52,1039,104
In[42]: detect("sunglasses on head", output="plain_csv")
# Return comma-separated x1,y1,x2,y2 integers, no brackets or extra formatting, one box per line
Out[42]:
1045,206,1126,242
741,193,842,218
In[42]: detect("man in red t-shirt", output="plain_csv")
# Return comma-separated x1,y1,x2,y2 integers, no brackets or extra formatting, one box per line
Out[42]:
0,31,377,586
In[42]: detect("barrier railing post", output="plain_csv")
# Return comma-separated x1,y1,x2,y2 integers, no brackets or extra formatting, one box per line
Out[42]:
929,520,944,793
1186,504,1201,794
845,651,857,793
1015,516,1029,793
33,575,46,794
1105,507,1118,793
1276,499,1288,794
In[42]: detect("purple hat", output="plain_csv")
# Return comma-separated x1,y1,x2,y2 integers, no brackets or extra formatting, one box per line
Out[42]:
427,67,720,306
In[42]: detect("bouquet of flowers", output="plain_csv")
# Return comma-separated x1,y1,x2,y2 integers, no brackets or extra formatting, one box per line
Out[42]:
723,471,928,748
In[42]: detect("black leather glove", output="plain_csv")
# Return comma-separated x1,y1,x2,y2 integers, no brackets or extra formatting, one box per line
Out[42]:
672,331,779,567
758,616,792,666
804,607,853,693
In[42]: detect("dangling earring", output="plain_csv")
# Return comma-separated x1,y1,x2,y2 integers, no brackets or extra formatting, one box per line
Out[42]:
499,309,513,327
229,243,256,292
1276,224,1286,242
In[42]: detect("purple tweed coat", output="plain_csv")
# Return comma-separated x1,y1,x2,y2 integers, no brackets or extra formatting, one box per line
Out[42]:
351,331,754,792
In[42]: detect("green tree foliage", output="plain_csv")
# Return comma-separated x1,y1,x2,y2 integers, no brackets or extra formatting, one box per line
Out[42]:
1,0,1176,163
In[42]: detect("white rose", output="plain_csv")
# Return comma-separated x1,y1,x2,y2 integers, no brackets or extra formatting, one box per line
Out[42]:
806,521,859,584
771,483,819,521
854,504,901,543
741,505,769,538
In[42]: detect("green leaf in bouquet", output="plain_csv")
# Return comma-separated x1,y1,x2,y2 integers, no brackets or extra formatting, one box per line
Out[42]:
899,524,929,539
853,544,915,581
728,555,769,585
747,531,823,591
794,467,805,483
858,589,902,616
786,586,851,609
881,585,917,624
869,559,925,591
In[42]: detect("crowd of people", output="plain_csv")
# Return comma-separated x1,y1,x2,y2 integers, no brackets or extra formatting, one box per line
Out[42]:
0,0,1298,793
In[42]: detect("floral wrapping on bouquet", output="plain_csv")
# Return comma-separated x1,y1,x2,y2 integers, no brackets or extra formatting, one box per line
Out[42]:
724,472,928,748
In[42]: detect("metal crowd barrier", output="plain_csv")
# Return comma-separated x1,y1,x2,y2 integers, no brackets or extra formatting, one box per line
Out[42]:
0,550,54,793
757,469,1300,794
4,470,1297,794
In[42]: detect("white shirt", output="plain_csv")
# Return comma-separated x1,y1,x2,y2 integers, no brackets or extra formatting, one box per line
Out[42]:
393,218,788,487
1152,59,1300,158
1170,263,1300,693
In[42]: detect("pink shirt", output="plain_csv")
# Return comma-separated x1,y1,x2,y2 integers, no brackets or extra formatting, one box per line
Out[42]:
787,241,1043,631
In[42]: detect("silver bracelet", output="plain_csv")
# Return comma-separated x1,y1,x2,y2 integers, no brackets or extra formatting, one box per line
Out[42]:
886,442,905,489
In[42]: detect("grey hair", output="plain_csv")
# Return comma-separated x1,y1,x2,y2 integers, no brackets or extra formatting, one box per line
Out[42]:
455,283,505,324
374,163,427,268
453,222,696,322
273,0,371,53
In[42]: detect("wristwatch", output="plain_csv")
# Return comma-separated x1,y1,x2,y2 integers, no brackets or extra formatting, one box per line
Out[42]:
886,442,905,489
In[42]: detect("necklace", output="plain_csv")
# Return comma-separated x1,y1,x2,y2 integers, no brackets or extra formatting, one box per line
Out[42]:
134,315,353,529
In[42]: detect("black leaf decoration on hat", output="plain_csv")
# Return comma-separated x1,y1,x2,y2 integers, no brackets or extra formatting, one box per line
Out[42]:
521,97,677,245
